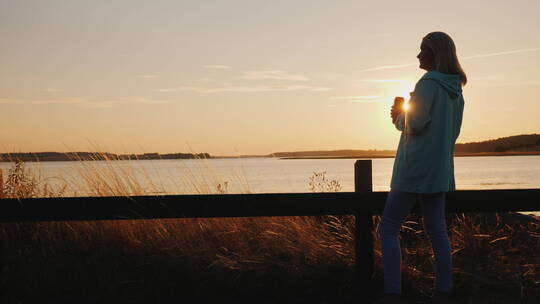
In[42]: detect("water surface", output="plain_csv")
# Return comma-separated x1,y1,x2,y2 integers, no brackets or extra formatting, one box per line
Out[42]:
2,156,539,195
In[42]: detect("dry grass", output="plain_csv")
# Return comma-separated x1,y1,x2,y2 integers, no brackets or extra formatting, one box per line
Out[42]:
0,156,539,303
384,213,540,302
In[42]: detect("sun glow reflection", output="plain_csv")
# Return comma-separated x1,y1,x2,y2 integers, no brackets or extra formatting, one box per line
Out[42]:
395,80,415,112
403,100,410,112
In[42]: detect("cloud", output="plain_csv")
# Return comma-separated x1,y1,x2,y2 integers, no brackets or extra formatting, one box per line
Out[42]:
310,87,333,92
136,75,159,79
0,97,88,105
0,97,169,108
358,63,417,73
359,79,406,83
154,88,180,93
32,97,87,105
157,84,332,93
238,70,310,81
329,95,381,100
203,65,231,69
153,69,328,93
329,95,384,103
357,47,540,73
348,99,385,103
78,101,119,109
32,98,118,108
133,97,170,104
475,80,540,87
462,48,540,60
44,88,63,93
197,78,216,83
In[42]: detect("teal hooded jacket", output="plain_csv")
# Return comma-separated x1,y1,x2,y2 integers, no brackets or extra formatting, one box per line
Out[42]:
391,70,464,193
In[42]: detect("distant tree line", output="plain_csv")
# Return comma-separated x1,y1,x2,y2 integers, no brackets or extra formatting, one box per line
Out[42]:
2,134,538,162
454,134,540,153
0,152,212,162
270,149,396,158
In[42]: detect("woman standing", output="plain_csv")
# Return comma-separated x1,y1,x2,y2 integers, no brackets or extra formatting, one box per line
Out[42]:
376,32,466,304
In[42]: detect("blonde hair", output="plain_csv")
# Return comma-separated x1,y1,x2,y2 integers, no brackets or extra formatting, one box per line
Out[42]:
422,32,467,85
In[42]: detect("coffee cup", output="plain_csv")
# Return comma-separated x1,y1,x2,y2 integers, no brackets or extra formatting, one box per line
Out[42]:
394,97,404,108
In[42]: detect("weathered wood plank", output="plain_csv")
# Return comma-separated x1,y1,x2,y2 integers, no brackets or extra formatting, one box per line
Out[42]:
0,189,538,223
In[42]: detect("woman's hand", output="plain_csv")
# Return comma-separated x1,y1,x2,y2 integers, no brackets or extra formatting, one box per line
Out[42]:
391,104,402,123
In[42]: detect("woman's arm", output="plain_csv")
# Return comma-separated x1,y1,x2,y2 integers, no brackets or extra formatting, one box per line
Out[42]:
394,113,405,131
402,79,436,134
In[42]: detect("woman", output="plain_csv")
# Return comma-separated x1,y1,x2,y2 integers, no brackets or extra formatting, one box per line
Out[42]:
376,32,466,304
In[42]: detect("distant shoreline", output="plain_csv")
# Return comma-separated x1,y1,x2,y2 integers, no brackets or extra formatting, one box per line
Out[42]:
1,133,539,162
2,151,540,162
0,152,212,163
278,151,540,160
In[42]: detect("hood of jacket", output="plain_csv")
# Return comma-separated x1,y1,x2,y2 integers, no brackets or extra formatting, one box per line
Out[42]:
420,70,462,99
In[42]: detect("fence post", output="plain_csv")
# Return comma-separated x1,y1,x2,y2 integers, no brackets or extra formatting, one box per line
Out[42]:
354,159,374,297
0,168,4,199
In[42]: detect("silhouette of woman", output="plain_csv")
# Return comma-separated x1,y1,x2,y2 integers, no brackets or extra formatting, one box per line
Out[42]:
375,32,466,304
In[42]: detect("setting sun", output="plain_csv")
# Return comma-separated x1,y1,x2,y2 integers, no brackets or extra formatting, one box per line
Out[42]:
403,100,410,112
387,80,415,113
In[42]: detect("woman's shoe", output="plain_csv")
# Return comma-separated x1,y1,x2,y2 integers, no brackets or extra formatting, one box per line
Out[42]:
372,293,409,304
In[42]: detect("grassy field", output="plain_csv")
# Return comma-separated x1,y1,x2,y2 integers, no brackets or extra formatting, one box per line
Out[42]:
0,156,539,303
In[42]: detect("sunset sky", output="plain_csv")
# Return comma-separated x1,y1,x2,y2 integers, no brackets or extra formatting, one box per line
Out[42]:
1,1,539,156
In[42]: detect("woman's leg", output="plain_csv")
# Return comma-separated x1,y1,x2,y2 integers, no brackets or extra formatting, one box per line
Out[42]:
420,192,453,293
379,190,419,294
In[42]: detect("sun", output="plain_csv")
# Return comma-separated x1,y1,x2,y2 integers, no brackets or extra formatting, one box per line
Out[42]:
403,101,410,112
396,81,415,112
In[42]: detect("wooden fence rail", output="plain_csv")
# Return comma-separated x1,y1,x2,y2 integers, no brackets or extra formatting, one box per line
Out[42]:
1,160,540,297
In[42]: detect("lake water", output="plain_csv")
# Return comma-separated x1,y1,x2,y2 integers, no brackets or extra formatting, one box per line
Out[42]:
1,155,540,196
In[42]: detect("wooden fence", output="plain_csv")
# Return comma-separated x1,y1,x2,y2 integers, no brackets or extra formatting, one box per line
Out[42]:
1,159,540,296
